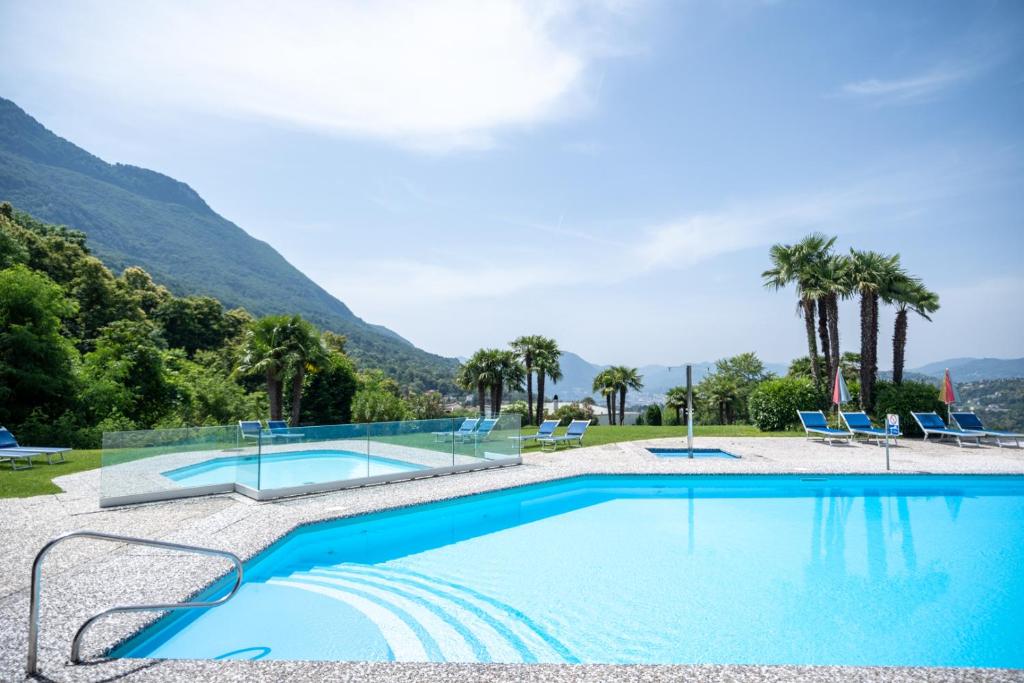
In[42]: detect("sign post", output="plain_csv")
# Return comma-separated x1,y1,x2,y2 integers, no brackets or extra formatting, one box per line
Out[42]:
885,414,899,471
686,365,693,459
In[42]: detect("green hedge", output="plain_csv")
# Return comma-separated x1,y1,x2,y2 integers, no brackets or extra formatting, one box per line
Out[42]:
748,377,822,431
644,404,663,426
872,380,945,438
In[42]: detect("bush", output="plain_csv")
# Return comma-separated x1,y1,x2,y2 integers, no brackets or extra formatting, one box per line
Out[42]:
351,388,410,423
644,404,663,426
873,380,945,438
748,377,822,431
502,400,530,424
552,402,597,426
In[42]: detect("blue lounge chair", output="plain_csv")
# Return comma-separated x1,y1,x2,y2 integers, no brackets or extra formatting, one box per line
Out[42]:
797,411,852,445
239,421,263,441
267,420,303,441
911,412,983,447
951,412,1022,448
508,419,560,444
840,411,900,446
538,420,590,451
433,418,479,442
0,427,70,470
461,418,498,443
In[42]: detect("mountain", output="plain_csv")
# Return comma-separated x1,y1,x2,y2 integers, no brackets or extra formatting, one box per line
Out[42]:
548,351,786,402
0,97,457,391
909,358,1024,382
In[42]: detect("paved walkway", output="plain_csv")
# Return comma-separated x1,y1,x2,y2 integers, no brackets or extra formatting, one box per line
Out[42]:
1,436,1023,682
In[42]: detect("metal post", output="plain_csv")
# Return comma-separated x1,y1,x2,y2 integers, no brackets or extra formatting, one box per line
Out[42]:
686,364,694,458
884,428,891,471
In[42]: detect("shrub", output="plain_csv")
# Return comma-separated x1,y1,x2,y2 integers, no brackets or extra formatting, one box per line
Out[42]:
501,400,530,424
351,388,410,423
552,402,597,426
748,377,821,431
644,404,663,426
873,380,945,438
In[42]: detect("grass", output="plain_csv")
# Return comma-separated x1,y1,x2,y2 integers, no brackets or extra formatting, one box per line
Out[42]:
521,424,802,451
0,425,801,499
0,450,102,499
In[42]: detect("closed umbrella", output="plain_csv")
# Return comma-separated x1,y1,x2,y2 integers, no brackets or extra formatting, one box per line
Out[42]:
832,365,850,428
940,368,959,425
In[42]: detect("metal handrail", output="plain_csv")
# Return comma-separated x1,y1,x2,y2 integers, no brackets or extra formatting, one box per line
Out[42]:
27,530,244,676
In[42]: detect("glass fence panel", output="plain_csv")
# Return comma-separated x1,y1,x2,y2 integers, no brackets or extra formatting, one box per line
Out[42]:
101,424,253,503
452,413,522,464
253,422,369,491
366,417,457,476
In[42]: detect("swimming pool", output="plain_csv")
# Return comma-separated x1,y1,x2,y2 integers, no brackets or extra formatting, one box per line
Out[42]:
162,450,425,489
647,447,738,458
116,475,1024,668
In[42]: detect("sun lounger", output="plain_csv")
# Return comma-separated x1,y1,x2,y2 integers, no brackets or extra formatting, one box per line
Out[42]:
538,420,590,451
797,410,852,445
950,412,1022,448
460,418,498,443
0,427,69,469
840,411,900,446
911,412,984,447
267,420,304,440
433,418,479,442
508,419,560,443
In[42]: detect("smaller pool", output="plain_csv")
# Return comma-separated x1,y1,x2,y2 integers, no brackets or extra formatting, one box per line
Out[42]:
163,450,426,490
647,447,738,459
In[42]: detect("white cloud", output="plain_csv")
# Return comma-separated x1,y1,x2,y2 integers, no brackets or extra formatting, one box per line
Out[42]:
6,0,639,151
838,64,978,104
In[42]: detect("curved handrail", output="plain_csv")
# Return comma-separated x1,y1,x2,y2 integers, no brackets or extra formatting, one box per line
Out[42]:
27,530,243,676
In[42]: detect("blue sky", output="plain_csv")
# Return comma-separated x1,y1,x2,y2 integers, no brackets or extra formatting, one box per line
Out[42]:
2,0,1022,367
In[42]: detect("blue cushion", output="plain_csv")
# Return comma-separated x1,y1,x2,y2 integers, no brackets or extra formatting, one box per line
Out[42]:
0,428,19,449
952,413,984,430
843,412,873,429
799,412,828,428
915,413,946,429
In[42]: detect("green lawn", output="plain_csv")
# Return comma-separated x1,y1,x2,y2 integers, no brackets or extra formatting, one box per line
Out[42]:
521,424,802,451
0,450,102,499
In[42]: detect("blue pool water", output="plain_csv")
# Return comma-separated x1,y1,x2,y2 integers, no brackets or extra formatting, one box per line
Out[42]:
162,450,425,489
117,475,1024,668
647,447,738,458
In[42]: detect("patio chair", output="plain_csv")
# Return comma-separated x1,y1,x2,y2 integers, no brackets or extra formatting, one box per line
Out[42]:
950,412,1022,448
840,411,900,446
460,418,498,443
0,427,70,470
911,412,984,447
508,419,560,444
797,410,852,445
433,417,479,442
267,420,304,440
239,420,264,441
538,420,590,451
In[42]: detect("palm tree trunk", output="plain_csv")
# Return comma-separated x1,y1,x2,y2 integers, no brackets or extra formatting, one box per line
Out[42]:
477,382,486,417
496,384,504,416
607,394,616,425
619,387,626,426
892,308,908,385
859,292,871,409
827,293,840,391
536,373,546,424
817,298,832,396
266,371,281,420
868,293,880,409
289,366,305,426
803,298,821,391
490,386,499,418
525,364,534,426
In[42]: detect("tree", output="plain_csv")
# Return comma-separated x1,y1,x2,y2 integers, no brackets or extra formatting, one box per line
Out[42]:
665,386,689,424
812,254,850,396
697,352,772,424
847,250,901,410
609,366,643,426
70,256,143,349
299,349,358,425
763,234,836,393
154,295,231,356
490,350,525,417
887,279,939,385
119,266,171,316
592,369,617,425
0,265,77,428
350,388,410,423
457,350,492,417
237,314,325,422
533,338,562,426
511,335,545,425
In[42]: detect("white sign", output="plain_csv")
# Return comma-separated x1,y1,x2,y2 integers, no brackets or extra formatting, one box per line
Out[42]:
886,414,900,435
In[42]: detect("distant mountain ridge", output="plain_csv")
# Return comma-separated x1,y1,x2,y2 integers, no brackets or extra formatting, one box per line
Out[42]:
909,358,1024,381
0,97,457,390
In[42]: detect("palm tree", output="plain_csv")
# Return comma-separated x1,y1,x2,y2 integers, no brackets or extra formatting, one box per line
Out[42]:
846,249,902,410
763,233,836,392
492,350,525,417
511,335,558,425
592,369,617,426
812,254,850,396
609,366,643,426
456,350,491,416
281,317,328,425
237,314,324,422
533,338,562,425
665,386,688,424
887,279,939,385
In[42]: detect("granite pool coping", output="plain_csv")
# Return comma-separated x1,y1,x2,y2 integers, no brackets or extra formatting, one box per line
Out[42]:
2,435,1023,682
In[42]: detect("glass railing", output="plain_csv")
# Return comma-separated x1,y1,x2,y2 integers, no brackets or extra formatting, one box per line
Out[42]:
100,415,521,506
